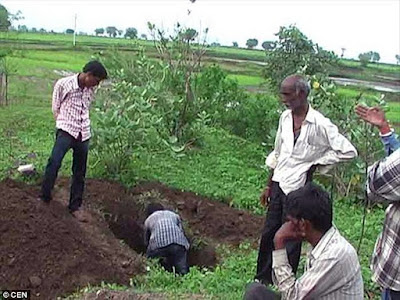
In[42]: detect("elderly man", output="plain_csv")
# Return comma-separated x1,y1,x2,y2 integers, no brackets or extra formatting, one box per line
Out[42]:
255,74,358,284
356,105,400,300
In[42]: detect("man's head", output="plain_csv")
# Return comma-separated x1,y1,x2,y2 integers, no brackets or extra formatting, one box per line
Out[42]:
286,183,333,239
80,60,108,88
279,74,310,111
146,202,165,218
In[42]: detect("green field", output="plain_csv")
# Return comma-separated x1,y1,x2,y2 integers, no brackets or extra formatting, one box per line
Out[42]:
1,33,399,299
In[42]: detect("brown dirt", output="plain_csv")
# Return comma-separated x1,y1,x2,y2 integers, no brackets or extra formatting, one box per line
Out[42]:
0,177,264,299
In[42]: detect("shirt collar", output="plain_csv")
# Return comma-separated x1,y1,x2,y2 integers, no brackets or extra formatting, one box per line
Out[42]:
72,73,81,90
283,104,316,124
309,226,337,261
304,105,317,124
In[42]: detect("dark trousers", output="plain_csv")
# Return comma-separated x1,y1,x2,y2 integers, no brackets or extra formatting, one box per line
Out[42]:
147,243,189,275
255,181,302,284
244,282,280,300
40,129,89,212
382,289,400,300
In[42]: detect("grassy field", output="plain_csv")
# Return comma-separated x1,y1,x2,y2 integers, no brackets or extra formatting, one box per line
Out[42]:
1,39,397,299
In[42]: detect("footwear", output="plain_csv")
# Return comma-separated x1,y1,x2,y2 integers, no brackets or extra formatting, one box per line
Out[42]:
70,209,89,223
37,196,50,204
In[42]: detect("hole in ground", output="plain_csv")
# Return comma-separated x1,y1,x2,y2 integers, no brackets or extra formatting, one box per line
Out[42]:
102,196,218,269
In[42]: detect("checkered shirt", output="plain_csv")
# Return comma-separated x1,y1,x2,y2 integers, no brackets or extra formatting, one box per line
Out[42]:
52,74,95,141
144,210,190,252
368,132,400,290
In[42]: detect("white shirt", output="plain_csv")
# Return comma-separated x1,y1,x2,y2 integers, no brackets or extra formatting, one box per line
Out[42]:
266,106,357,195
272,227,364,300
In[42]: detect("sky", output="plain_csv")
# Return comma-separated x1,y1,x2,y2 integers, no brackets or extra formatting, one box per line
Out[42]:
1,0,400,63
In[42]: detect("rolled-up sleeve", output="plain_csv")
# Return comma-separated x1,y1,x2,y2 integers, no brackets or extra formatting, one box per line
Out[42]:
314,120,358,168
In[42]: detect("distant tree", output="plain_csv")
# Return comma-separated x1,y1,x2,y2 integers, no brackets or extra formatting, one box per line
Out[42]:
261,41,276,51
358,51,380,66
17,24,28,32
124,27,137,39
246,38,258,49
232,41,238,47
340,47,346,58
181,28,197,41
0,4,11,31
94,28,104,36
39,28,46,33
371,51,380,62
396,54,400,65
31,27,37,33
263,25,337,88
65,28,74,34
106,26,118,37
140,33,147,40
210,42,221,47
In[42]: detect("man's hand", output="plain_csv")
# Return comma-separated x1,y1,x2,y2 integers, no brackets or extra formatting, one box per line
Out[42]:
53,112,59,120
355,105,389,131
260,186,271,208
274,220,305,250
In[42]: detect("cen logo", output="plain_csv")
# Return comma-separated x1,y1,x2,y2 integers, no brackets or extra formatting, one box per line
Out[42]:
1,290,30,299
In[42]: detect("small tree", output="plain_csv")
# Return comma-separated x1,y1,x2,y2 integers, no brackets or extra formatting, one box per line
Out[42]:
18,24,28,32
124,27,137,39
246,38,258,49
0,4,11,31
261,41,276,51
65,28,74,34
358,52,372,66
396,54,400,65
140,33,147,40
94,28,104,36
106,26,118,37
371,51,380,63
263,25,337,89
232,41,238,47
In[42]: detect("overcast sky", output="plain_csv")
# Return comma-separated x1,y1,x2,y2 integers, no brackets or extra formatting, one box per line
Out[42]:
2,0,400,63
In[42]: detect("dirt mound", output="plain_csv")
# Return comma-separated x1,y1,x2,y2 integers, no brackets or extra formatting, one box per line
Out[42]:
0,178,264,299
0,179,145,299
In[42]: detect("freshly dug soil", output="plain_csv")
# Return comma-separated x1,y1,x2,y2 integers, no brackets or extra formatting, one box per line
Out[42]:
0,178,264,299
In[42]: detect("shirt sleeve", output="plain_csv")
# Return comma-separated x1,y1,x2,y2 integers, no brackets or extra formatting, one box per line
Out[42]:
367,148,400,203
313,119,358,168
52,80,64,117
272,249,348,299
380,130,400,156
266,114,284,169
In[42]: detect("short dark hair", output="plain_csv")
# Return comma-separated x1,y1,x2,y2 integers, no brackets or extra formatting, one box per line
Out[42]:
286,183,332,233
82,60,108,79
146,203,164,218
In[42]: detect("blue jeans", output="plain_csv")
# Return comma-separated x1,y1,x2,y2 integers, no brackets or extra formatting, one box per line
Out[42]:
382,289,400,300
40,129,89,212
147,243,189,275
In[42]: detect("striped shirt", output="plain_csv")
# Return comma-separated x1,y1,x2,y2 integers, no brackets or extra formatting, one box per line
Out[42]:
272,226,364,299
368,131,400,290
266,106,357,195
52,74,95,141
144,210,190,252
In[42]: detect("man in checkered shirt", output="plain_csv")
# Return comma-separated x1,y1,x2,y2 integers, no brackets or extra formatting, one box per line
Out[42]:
356,105,400,300
39,61,107,221
144,203,190,275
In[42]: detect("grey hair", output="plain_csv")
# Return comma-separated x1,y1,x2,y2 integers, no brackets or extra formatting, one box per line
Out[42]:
294,77,311,97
